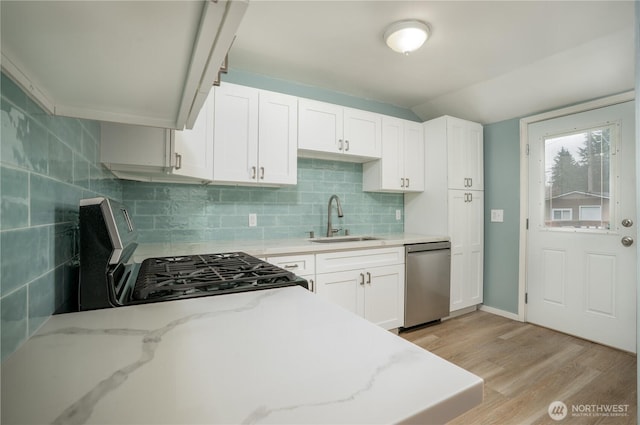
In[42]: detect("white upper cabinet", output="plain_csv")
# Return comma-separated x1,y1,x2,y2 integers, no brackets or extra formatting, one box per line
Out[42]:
362,117,424,193
257,91,298,185
446,117,484,190
1,1,247,129
298,99,382,162
100,88,215,183
212,84,259,183
213,83,297,186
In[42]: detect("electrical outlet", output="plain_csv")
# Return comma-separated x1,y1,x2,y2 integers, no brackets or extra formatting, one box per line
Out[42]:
396,209,402,220
248,213,257,227
491,209,504,223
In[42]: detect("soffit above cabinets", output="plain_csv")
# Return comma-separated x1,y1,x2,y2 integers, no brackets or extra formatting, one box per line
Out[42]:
0,0,247,130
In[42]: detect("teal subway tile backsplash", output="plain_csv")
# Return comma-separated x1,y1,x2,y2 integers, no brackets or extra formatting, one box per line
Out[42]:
0,72,122,361
124,158,404,244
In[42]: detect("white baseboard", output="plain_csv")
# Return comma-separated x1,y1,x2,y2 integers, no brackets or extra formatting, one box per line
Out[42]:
479,305,521,322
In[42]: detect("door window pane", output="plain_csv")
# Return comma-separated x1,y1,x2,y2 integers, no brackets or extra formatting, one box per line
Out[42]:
544,125,613,230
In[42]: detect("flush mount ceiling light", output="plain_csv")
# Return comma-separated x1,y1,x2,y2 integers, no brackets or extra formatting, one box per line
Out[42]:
384,20,430,55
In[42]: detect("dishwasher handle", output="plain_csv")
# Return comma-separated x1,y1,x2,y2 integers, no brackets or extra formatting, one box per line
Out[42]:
405,241,451,253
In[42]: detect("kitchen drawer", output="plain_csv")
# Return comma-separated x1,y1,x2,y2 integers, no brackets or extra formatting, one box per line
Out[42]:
316,247,404,274
266,254,315,276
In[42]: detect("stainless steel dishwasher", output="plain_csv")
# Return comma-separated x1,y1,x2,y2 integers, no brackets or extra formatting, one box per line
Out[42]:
404,242,451,328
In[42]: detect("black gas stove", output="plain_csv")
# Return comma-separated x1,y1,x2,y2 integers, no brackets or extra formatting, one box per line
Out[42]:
78,197,308,311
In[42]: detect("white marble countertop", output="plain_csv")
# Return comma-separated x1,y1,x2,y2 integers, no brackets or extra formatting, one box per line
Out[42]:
132,233,449,262
1,287,482,425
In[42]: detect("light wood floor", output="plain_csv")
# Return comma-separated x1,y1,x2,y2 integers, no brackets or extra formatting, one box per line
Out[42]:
400,311,636,425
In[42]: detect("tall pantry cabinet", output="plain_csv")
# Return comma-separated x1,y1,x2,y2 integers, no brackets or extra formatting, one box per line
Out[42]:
405,116,484,313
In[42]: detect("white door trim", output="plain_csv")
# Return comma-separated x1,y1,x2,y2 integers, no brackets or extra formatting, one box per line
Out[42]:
518,91,635,322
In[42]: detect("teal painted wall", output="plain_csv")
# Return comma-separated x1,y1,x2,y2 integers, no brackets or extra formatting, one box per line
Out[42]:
483,118,521,314
125,159,403,243
223,68,421,122
0,73,122,360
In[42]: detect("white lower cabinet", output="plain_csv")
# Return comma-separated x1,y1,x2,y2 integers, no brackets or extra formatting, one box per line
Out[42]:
265,254,316,292
448,190,484,311
315,247,405,330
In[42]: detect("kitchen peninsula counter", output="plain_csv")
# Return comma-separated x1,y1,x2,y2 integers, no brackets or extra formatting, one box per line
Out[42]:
132,232,448,262
2,287,482,424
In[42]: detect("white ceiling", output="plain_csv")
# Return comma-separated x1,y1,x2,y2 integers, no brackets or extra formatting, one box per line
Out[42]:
230,1,635,124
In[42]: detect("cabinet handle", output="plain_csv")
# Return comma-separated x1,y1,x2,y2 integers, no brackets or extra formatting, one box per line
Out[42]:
260,167,265,180
469,177,473,188
175,153,182,170
345,140,350,151
339,139,344,151
251,166,257,179
469,192,473,202
309,279,314,292
359,273,365,285
283,264,299,269
464,193,469,202
366,272,371,284
406,178,410,188
400,178,405,188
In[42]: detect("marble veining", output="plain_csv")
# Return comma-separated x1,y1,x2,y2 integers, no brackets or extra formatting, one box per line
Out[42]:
50,291,274,425
2,287,483,424
241,349,421,424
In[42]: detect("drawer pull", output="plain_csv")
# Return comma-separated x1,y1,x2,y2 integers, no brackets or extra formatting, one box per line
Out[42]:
283,264,299,269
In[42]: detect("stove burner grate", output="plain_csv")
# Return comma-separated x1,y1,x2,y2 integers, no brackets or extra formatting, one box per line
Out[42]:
132,252,298,301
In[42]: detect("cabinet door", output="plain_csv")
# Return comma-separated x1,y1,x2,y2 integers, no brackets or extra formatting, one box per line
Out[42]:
315,270,364,316
363,264,405,330
448,190,467,311
403,120,424,192
213,83,259,183
101,123,174,168
466,122,484,190
258,91,297,185
446,118,469,190
447,118,484,190
448,190,484,311
343,107,381,159
465,190,484,306
173,87,214,181
298,98,343,154
380,116,404,190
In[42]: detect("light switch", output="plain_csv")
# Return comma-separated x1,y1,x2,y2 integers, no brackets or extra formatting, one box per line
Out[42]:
249,213,257,227
491,209,504,223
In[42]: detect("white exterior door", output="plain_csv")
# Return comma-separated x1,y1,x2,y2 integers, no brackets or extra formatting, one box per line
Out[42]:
257,90,297,185
526,101,636,352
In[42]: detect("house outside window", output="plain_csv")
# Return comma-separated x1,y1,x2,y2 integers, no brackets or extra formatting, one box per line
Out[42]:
552,208,572,221
579,205,602,221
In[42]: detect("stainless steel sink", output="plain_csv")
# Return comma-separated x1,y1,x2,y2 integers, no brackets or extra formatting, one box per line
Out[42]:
310,236,381,243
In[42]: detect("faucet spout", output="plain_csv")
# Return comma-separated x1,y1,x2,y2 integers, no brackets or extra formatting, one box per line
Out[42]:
327,195,344,237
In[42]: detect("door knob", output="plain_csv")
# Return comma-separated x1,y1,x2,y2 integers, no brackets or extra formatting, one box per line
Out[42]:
621,236,634,247
622,218,633,228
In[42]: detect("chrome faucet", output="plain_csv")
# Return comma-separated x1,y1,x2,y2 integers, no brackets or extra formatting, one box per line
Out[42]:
326,194,344,237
